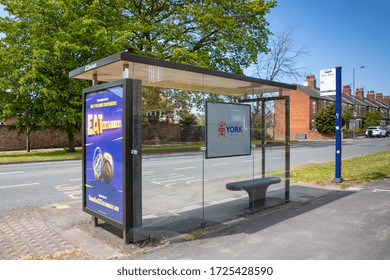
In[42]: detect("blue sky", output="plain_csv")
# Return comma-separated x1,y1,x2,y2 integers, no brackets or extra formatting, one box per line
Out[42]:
262,0,390,96
1,1,389,96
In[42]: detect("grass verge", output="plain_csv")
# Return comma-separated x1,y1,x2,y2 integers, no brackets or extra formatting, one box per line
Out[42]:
0,148,82,164
290,151,390,188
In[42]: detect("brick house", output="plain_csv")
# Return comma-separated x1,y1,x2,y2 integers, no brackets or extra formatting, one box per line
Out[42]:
274,75,390,140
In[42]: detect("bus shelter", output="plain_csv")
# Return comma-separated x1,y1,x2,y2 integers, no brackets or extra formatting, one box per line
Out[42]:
69,52,296,243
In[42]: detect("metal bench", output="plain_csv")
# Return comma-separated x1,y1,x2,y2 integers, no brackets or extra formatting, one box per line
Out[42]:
226,177,281,209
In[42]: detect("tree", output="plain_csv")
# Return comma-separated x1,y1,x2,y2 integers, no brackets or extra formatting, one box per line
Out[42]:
315,105,336,135
0,0,121,151
314,104,351,135
0,0,277,151
0,32,46,152
119,0,278,113
119,0,276,73
363,111,381,127
249,26,309,138
254,25,309,83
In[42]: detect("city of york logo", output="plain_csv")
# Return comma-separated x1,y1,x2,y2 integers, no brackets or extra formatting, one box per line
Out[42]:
217,121,244,137
217,121,227,137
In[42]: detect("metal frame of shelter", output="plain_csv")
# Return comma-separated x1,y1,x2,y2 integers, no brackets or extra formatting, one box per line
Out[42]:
240,96,291,202
69,52,296,243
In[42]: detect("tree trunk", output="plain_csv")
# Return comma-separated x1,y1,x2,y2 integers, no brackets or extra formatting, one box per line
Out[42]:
67,130,75,153
26,128,31,152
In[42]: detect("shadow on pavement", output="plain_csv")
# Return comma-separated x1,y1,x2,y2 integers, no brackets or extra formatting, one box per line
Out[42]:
94,184,356,243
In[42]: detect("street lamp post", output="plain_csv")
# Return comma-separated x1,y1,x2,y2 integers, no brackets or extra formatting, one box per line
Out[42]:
352,66,365,138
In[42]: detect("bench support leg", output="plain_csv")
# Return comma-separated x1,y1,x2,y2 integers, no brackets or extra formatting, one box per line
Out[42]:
245,187,268,209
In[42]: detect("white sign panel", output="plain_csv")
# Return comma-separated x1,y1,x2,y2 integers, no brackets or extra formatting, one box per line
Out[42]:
206,102,251,159
320,68,336,96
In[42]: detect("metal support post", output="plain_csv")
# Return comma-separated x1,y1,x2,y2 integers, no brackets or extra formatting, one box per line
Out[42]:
333,66,344,183
261,101,266,178
285,96,290,202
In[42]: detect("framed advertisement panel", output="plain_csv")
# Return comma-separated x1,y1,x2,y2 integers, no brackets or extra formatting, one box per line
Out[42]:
206,102,251,159
82,79,142,242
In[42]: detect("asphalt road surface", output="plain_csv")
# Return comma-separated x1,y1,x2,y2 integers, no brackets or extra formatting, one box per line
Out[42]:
0,137,389,212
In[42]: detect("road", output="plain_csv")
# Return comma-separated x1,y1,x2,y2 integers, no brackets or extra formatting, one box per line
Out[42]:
0,137,389,212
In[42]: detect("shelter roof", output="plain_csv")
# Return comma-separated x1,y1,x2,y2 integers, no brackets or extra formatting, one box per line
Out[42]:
69,52,296,96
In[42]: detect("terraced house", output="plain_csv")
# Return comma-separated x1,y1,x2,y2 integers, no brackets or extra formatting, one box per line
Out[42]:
274,75,390,140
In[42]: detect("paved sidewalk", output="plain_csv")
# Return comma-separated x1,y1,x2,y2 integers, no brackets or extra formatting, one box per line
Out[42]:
0,178,389,260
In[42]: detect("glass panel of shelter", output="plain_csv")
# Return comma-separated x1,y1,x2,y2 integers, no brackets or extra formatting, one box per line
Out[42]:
122,62,289,235
141,95,288,236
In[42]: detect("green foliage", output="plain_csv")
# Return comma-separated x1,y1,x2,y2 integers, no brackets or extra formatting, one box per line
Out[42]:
179,110,198,126
0,0,125,150
314,104,353,135
314,105,336,135
117,0,276,73
0,0,277,148
363,111,381,127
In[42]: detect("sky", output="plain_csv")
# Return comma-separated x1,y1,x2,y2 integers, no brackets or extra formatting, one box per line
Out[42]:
262,0,390,96
1,1,389,96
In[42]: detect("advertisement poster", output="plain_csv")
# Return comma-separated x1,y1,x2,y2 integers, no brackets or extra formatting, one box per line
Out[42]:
206,102,251,158
84,86,123,224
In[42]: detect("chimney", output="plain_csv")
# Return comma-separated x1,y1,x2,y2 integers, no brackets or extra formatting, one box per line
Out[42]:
384,96,390,104
356,88,364,99
343,85,351,95
367,90,375,100
305,75,316,89
376,93,384,102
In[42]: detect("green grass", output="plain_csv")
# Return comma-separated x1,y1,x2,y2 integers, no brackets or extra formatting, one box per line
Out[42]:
0,143,203,164
290,151,390,187
0,148,82,164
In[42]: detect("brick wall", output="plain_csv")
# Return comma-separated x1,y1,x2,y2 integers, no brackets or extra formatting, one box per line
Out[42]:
275,90,311,140
274,99,287,140
142,123,181,144
0,127,82,151
0,124,202,151
306,130,333,140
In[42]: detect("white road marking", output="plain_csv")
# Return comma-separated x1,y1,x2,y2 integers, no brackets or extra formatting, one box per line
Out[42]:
0,183,40,189
186,179,205,184
212,163,229,166
373,189,390,193
174,166,196,171
0,171,24,175
55,184,82,200
153,177,196,184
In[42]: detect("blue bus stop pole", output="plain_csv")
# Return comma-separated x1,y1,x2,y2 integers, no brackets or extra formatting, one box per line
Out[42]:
333,66,343,183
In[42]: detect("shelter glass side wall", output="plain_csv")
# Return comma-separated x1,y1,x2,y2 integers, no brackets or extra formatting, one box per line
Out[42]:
141,98,289,233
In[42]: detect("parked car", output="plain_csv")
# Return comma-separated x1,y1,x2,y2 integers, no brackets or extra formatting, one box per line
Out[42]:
385,127,390,137
365,126,387,138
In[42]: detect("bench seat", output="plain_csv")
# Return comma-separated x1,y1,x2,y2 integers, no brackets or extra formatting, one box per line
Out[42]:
226,176,281,209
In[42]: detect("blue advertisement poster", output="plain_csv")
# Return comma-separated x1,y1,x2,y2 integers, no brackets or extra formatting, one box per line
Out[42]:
84,86,123,224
